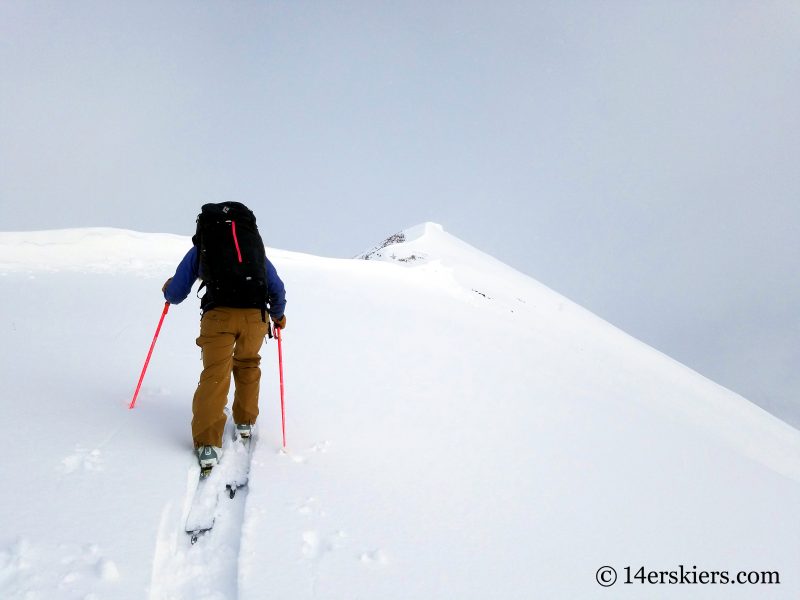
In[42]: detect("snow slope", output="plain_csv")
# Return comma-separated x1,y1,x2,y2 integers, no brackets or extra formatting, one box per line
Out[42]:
0,224,798,599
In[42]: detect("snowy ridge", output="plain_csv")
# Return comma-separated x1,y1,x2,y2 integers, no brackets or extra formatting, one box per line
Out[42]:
1,225,799,599
359,224,800,482
0,228,189,274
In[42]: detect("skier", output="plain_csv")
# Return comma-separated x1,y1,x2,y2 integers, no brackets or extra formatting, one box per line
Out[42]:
162,202,286,472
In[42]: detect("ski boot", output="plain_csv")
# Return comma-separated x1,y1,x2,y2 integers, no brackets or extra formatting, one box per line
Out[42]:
197,445,222,478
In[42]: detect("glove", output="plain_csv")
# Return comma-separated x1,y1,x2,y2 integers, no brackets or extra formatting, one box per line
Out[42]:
162,277,173,293
271,314,286,330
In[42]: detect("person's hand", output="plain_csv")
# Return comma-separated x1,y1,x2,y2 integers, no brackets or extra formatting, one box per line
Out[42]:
162,277,173,293
271,314,286,330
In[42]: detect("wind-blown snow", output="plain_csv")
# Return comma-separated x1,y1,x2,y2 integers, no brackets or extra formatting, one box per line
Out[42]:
0,224,798,599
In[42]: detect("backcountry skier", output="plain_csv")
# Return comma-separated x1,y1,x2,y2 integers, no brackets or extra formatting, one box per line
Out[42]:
162,202,286,473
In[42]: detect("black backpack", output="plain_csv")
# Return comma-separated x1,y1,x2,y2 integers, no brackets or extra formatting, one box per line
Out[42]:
192,202,268,313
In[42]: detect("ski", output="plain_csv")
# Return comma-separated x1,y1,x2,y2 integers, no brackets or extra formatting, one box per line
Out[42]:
185,468,223,544
185,420,256,544
225,435,254,499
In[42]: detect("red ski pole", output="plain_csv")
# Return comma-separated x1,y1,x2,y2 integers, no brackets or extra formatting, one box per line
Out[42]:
129,302,170,409
276,326,287,449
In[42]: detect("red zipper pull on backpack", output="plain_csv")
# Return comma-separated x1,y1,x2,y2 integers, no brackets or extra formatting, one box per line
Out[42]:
231,220,243,263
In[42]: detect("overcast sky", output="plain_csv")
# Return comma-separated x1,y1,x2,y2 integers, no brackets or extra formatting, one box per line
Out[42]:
1,1,798,427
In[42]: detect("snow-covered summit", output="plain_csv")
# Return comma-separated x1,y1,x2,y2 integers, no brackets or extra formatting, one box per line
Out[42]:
402,221,444,240
357,221,510,271
357,222,435,263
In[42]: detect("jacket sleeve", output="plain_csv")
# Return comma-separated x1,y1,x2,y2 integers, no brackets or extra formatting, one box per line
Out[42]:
164,247,199,305
265,256,287,318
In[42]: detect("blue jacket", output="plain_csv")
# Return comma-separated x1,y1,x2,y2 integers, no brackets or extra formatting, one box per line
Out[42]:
164,246,286,318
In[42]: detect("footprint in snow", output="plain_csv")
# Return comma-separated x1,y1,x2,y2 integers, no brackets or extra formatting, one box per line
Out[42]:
302,530,346,561
296,497,325,517
276,441,330,466
276,447,307,463
59,551,119,591
308,441,331,453
1,538,119,597
360,549,389,567
301,531,320,559
60,544,119,582
60,447,103,474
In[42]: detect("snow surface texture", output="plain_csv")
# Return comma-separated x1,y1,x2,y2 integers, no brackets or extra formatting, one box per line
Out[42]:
1,223,798,599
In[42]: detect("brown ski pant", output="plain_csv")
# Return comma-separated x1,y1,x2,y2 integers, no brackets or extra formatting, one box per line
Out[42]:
192,307,269,448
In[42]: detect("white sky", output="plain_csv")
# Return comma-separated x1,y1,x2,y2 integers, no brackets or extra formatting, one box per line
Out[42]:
1,0,798,426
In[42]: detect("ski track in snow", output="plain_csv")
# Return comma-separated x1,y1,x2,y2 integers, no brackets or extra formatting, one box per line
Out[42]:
149,435,361,600
149,417,253,600
149,484,250,600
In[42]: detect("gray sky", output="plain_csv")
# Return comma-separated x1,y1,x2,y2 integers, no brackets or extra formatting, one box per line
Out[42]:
2,1,798,427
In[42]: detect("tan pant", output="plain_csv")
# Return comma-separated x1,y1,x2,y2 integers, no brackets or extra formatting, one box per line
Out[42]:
192,307,269,447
